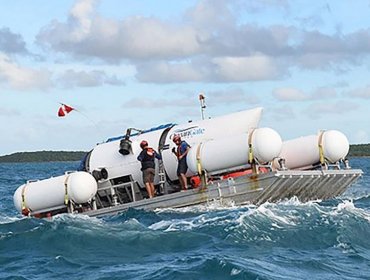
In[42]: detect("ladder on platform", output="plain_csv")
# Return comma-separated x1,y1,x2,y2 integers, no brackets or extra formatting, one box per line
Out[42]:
158,160,166,194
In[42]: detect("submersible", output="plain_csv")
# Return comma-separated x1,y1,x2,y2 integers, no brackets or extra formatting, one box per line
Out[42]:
13,107,362,218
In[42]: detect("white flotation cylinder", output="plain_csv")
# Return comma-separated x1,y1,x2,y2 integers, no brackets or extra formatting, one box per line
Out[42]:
186,127,282,174
322,130,350,163
273,130,349,170
13,171,97,214
251,128,283,164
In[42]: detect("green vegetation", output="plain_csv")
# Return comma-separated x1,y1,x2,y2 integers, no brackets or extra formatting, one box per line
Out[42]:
348,144,370,157
0,151,87,163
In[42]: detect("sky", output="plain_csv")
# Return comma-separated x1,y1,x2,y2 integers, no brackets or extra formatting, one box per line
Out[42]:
1,0,370,155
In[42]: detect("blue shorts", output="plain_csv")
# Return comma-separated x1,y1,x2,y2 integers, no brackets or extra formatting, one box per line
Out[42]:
177,158,188,176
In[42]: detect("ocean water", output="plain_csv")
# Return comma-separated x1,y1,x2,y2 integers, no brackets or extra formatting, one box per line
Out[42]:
0,159,369,280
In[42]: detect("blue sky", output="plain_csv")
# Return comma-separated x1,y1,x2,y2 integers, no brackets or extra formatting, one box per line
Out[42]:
1,0,370,155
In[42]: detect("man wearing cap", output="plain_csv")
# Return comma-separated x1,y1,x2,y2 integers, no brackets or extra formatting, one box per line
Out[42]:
172,135,191,190
137,140,161,198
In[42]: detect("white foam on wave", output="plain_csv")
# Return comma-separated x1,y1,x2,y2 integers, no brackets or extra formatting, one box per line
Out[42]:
121,217,144,227
253,203,297,226
230,268,242,276
341,192,370,201
51,213,104,226
335,200,355,212
334,236,356,254
333,199,370,222
278,196,323,206
149,208,243,232
0,215,23,224
153,198,318,236
43,213,119,235
148,220,174,231
149,216,200,232
226,199,328,239
154,200,252,214
148,195,370,244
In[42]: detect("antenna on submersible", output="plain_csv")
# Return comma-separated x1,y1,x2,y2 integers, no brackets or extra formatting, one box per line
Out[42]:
199,93,206,120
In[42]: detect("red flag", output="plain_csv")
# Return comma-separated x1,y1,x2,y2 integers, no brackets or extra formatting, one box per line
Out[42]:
58,104,74,117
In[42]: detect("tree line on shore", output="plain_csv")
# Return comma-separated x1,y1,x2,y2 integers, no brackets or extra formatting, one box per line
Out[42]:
0,151,87,163
347,143,370,157
0,144,369,163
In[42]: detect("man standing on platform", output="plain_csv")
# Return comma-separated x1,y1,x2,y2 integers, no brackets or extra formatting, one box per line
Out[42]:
137,140,161,198
172,135,190,190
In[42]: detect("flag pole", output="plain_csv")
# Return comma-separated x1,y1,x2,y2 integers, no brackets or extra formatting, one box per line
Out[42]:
199,93,206,120
58,102,105,143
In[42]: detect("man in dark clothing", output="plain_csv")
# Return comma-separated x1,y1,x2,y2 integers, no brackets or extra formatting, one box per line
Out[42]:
137,140,161,198
172,135,190,190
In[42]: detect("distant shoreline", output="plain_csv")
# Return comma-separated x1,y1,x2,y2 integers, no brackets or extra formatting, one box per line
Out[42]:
0,151,87,163
348,143,370,157
0,144,369,163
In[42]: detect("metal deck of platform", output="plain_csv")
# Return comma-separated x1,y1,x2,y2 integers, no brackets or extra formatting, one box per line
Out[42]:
85,168,363,217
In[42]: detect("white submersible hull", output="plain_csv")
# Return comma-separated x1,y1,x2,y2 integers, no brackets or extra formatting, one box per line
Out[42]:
13,107,363,218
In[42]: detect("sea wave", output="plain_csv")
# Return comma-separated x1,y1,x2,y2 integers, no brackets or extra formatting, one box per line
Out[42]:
1,160,370,279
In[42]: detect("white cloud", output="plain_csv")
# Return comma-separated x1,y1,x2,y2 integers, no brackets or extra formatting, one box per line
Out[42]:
37,0,201,61
186,0,235,30
268,104,296,121
206,88,260,106
212,55,281,81
70,0,95,39
273,87,308,101
347,86,370,99
57,69,125,88
0,53,51,90
136,61,204,83
0,27,28,55
305,100,359,119
311,87,337,99
37,2,283,63
124,88,260,109
241,0,289,13
273,86,337,102
136,54,283,83
34,0,370,84
0,107,20,116
122,97,195,109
